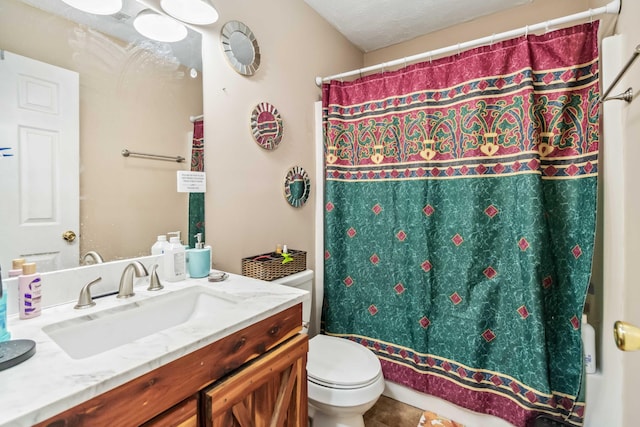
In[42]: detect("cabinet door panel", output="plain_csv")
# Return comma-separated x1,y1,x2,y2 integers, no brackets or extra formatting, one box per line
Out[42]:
204,334,308,427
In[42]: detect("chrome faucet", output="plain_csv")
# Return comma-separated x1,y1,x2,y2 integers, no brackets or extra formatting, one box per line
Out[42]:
117,261,148,299
81,251,104,265
74,277,102,309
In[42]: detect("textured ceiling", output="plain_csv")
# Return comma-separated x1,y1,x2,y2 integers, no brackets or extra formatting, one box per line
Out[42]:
304,0,532,52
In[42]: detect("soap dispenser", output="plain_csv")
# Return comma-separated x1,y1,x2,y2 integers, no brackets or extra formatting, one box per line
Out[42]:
187,233,211,278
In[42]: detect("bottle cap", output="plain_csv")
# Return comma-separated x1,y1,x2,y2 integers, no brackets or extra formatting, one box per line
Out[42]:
282,245,288,254
12,259,26,270
157,235,167,241
582,314,588,323
22,263,36,275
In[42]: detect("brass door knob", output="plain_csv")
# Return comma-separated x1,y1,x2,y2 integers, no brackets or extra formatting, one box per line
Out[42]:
62,230,77,242
614,321,640,351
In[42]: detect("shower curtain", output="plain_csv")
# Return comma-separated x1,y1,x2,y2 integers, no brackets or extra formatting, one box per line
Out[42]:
188,119,205,249
322,23,599,427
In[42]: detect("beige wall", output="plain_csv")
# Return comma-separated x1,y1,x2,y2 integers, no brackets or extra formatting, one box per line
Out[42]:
200,0,361,274
0,0,202,262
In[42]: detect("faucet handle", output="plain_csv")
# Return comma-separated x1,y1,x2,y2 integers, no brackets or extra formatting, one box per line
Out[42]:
147,264,164,291
74,277,102,309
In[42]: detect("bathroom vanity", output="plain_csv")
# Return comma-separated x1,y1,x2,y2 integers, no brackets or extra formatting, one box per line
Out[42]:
0,271,309,427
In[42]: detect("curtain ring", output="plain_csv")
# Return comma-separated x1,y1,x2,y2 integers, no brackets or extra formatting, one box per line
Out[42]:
545,22,550,33
524,25,529,38
490,33,495,47
404,57,407,68
589,9,594,23
457,43,461,56
429,53,433,63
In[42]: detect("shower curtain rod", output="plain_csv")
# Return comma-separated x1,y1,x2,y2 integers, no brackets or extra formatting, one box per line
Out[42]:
315,0,621,86
190,114,203,122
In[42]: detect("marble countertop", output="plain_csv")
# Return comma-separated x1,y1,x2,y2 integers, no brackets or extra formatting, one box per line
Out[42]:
0,271,308,427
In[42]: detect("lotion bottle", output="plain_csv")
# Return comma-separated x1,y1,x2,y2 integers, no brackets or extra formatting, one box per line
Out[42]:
19,262,42,319
164,236,186,282
581,314,596,374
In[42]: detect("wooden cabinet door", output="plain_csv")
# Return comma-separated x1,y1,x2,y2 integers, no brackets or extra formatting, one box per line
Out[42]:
203,334,308,427
141,395,198,427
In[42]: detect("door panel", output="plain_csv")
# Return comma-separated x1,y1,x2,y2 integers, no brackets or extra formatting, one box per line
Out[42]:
203,334,308,427
0,50,79,274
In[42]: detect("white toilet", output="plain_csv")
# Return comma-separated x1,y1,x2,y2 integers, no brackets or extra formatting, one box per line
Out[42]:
273,270,385,427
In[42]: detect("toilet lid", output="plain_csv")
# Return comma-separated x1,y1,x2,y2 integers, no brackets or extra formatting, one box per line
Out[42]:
307,335,381,388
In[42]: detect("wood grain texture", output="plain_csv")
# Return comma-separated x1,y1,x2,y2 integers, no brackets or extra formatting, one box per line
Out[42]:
35,304,302,427
204,334,308,427
142,396,198,427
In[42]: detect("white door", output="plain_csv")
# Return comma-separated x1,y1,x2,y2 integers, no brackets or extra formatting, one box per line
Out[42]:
0,50,79,275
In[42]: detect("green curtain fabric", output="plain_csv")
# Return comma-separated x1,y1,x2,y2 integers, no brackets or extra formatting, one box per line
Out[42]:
322,23,599,427
188,119,205,249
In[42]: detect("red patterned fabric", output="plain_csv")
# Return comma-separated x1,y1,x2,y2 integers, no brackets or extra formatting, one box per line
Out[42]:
322,23,599,427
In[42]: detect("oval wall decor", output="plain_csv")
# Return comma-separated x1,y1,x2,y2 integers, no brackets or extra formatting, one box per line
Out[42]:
283,166,310,208
250,102,283,150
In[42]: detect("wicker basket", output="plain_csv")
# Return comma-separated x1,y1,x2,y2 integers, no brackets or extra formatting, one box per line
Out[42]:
241,250,306,281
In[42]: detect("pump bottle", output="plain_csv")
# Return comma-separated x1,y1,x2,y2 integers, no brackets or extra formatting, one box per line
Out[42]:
164,237,186,282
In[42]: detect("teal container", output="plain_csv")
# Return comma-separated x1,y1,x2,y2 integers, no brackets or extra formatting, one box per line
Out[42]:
187,247,211,278
0,270,10,342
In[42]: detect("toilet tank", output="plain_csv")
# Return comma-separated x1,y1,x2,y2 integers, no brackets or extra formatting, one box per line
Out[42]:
273,270,313,329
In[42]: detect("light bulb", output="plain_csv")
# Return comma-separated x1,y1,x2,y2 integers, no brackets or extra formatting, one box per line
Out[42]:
160,0,219,25
133,10,188,43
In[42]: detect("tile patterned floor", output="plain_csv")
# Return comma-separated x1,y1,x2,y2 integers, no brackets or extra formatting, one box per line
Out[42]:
363,396,424,427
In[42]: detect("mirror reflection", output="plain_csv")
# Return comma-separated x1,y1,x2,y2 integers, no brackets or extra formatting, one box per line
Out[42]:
229,32,254,65
0,0,204,275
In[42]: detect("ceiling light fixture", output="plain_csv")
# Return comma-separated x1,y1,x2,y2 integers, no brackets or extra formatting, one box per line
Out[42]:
61,0,122,15
160,0,219,25
133,10,188,43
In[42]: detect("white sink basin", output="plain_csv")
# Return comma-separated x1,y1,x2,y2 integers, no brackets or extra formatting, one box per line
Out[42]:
42,286,240,359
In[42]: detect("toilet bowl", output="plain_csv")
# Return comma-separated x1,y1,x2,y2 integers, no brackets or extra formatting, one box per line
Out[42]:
273,271,385,427
307,334,385,427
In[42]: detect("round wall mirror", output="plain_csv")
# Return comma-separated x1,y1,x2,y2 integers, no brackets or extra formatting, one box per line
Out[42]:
220,20,260,76
251,102,283,150
284,166,310,208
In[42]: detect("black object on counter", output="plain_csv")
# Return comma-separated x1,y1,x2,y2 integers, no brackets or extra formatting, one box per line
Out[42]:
0,339,36,371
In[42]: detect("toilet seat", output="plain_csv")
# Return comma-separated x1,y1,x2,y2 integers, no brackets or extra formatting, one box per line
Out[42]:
308,335,382,389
